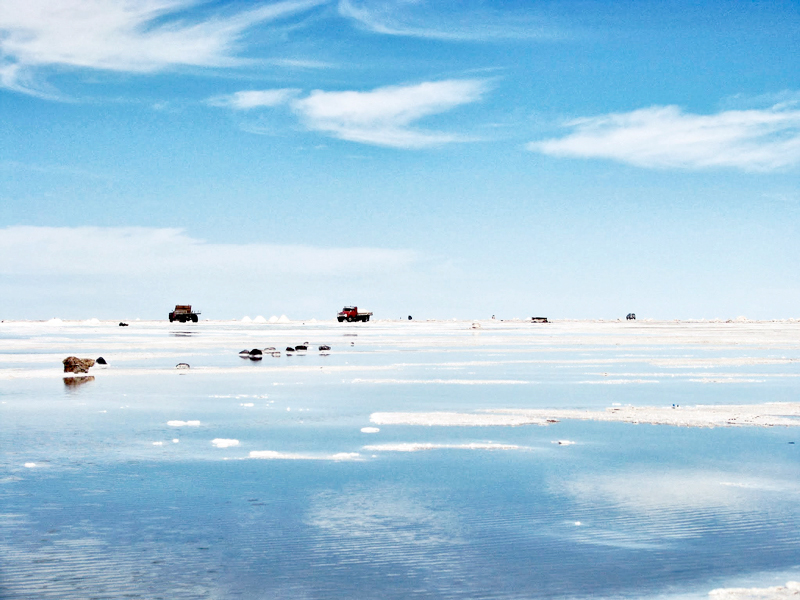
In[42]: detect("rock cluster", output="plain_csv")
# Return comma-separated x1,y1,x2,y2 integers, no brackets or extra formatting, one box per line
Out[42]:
63,357,95,373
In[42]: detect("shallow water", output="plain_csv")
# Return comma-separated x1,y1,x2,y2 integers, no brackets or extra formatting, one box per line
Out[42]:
2,319,799,599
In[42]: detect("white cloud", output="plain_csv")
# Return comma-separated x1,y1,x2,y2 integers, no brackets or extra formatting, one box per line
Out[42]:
207,88,300,109
0,0,325,94
0,226,415,276
528,104,800,171
209,79,490,148
337,0,558,41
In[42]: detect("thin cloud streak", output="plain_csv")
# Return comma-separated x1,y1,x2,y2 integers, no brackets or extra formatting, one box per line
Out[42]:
528,103,800,172
0,226,416,276
0,0,327,94
337,0,561,41
210,79,491,148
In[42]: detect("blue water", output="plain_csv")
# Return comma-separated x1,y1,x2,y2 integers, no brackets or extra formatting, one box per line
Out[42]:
1,320,799,599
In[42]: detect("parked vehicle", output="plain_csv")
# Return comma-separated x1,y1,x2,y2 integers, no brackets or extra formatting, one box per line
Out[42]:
626,313,636,320
337,306,373,322
169,305,200,323
531,317,549,323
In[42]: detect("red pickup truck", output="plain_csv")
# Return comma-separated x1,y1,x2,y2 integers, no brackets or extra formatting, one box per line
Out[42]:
337,306,373,322
169,305,200,323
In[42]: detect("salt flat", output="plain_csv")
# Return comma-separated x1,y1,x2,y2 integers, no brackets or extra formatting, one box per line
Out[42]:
1,318,799,599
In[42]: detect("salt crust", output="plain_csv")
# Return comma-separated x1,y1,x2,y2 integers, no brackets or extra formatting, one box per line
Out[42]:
248,451,361,461
362,442,521,452
211,438,239,448
372,403,800,428
360,427,380,433
709,581,800,599
167,420,201,427
352,378,531,385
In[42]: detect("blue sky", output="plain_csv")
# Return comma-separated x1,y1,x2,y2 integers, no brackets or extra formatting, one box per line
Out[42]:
1,0,799,320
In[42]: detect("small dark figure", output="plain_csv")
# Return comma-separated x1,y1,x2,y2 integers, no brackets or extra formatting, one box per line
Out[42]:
319,345,331,351
626,313,636,320
119,322,128,327
96,357,107,365
408,315,412,320
286,347,295,352
249,349,262,356
295,345,308,351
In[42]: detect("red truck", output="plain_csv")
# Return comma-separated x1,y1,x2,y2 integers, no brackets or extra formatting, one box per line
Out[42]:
169,305,200,323
337,306,373,322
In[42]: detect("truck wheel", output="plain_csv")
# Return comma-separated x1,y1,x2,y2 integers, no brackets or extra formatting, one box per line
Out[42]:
169,316,174,322
338,317,344,322
347,317,353,322
364,316,370,322
191,315,198,323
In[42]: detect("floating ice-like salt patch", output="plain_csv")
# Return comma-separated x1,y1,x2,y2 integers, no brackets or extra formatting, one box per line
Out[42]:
579,379,659,385
152,441,164,446
363,442,521,452
45,318,63,325
240,403,254,407
268,315,279,323
24,462,36,468
241,316,252,323
353,378,531,385
709,581,800,599
278,315,290,323
370,412,548,427
574,521,581,526
361,427,380,433
211,438,239,448
84,318,101,325
253,315,267,323
172,439,179,443
553,440,575,446
167,420,201,427
248,450,361,461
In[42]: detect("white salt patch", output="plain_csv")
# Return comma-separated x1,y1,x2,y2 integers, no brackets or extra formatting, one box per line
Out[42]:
287,407,291,411
554,440,576,446
253,315,267,323
152,441,164,446
353,378,531,385
24,462,36,468
370,412,548,427
361,427,380,433
167,420,201,427
248,451,361,461
240,403,254,407
241,316,252,323
211,438,239,448
574,521,581,526
268,315,279,323
709,581,800,599
363,442,521,452
45,318,63,325
84,318,101,325
278,315,290,323
172,439,179,443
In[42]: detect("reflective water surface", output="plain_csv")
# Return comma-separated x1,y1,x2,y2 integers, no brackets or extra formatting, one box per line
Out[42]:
1,319,799,599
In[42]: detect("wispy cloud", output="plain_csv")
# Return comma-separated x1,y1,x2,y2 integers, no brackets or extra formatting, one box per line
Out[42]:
0,0,326,95
0,226,415,276
207,88,301,109
337,0,560,41
528,103,800,172
210,79,491,148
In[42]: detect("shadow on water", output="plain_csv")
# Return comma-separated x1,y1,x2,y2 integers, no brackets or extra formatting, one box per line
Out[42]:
63,375,95,389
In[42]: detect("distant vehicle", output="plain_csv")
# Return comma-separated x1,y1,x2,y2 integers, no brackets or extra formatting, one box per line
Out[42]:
337,306,373,322
531,317,549,323
169,305,200,323
626,313,636,320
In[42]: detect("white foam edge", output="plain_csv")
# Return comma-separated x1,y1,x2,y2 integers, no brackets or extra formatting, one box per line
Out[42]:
248,451,361,461
211,438,240,448
167,420,201,427
363,442,523,452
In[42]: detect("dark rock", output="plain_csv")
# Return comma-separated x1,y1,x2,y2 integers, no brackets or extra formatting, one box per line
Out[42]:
286,347,295,352
176,363,190,369
249,355,262,361
239,350,250,357
96,357,107,365
249,349,262,356
271,351,281,357
318,345,331,351
408,315,412,320
264,347,276,351
63,357,95,373
119,322,128,327
295,345,308,351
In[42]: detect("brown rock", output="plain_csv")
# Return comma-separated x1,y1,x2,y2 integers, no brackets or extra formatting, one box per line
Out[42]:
63,356,95,373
